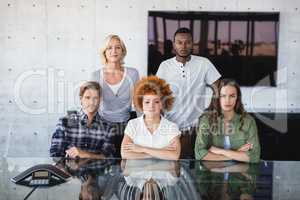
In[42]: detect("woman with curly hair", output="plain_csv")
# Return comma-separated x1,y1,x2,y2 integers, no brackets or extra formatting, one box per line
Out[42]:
121,76,181,160
194,79,261,163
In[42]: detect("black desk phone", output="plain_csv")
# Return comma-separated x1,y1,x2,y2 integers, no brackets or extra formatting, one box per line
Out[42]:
11,164,70,187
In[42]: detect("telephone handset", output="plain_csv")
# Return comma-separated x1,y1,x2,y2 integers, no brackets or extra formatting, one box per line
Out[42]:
11,164,71,187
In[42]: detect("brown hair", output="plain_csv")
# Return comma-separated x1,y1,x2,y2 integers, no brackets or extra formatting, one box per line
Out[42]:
100,34,127,65
133,76,174,112
79,81,102,98
206,78,246,132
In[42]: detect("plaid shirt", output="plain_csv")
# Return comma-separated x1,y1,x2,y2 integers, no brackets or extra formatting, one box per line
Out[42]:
50,110,116,157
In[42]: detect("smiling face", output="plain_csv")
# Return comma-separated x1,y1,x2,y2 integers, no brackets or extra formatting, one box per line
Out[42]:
104,38,124,64
173,33,193,58
142,94,162,117
80,89,100,116
219,85,238,114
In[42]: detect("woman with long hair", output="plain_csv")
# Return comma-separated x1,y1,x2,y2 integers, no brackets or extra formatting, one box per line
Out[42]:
194,79,260,163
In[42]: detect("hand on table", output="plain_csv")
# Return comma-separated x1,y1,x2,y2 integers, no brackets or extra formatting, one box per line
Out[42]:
65,147,86,158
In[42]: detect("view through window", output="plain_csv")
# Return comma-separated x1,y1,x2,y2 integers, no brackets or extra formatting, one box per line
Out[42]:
148,12,279,86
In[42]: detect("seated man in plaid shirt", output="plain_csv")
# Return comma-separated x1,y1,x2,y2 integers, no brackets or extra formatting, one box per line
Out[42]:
50,81,115,158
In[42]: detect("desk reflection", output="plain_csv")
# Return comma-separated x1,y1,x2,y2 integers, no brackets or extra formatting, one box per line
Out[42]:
120,159,198,200
3,158,278,200
56,158,122,200
56,158,198,200
196,161,259,200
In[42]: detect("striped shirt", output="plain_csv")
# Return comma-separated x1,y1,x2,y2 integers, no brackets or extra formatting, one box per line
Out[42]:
50,110,115,157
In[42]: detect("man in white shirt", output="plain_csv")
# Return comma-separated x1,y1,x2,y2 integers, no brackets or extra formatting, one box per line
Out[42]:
156,27,221,159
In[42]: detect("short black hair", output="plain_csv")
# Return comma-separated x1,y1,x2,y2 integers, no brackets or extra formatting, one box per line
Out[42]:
173,27,193,41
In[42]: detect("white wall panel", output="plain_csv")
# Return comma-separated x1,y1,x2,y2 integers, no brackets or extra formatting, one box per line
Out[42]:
188,0,238,11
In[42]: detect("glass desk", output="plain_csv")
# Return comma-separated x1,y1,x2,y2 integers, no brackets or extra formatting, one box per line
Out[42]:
1,157,299,200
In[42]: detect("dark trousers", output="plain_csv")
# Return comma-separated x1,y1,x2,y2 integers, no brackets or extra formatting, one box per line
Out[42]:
110,122,127,158
180,127,197,159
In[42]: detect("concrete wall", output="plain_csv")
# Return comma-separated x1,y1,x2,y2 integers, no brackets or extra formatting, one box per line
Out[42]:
272,162,300,199
2,1,300,199
0,0,300,158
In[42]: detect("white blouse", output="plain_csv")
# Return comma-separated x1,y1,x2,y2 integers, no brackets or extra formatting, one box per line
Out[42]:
124,115,181,148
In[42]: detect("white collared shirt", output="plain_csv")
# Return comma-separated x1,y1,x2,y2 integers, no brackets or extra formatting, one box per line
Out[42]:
156,55,221,129
124,115,181,148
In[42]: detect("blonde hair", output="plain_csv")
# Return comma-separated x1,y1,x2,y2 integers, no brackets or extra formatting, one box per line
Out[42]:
100,34,127,65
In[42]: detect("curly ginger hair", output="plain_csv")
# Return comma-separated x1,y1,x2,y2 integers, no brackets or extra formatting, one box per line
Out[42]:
133,76,174,112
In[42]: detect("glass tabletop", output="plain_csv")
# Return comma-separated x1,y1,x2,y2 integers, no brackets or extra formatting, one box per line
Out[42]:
1,157,299,200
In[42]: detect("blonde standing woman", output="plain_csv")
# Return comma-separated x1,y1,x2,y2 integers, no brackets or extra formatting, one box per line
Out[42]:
91,35,140,157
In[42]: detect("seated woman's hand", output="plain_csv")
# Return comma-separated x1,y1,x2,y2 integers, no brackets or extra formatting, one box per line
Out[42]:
122,143,145,153
164,140,177,151
238,143,253,152
209,146,224,155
